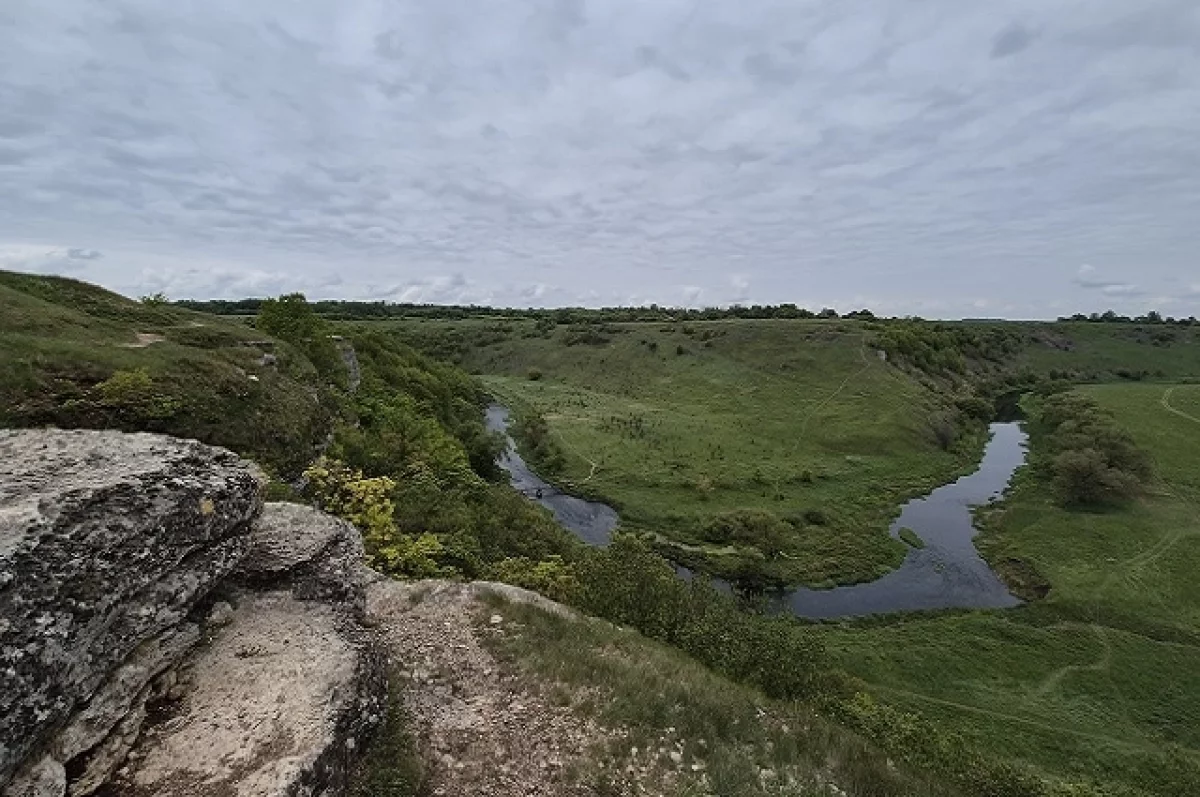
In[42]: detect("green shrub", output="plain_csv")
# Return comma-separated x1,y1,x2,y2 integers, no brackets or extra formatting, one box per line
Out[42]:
577,535,825,700
485,555,581,604
93,368,182,421
1034,392,1152,506
1052,448,1141,505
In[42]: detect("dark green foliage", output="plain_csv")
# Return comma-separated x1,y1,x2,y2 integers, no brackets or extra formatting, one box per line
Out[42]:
801,508,829,525
1032,392,1152,505
254,293,344,384
700,510,790,558
562,324,612,346
873,321,1026,376
577,535,825,701
509,410,567,477
956,394,996,421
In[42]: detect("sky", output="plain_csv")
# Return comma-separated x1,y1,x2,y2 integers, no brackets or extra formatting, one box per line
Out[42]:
1,1,1198,318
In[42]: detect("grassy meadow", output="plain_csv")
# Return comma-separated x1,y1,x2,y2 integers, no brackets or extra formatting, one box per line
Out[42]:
389,317,991,588
819,382,1200,795
0,270,339,478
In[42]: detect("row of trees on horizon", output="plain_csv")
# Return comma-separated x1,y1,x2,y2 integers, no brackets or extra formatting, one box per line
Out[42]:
171,296,1198,326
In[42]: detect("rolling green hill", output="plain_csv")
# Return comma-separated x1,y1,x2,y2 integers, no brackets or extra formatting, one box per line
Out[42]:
374,317,998,588
0,270,336,478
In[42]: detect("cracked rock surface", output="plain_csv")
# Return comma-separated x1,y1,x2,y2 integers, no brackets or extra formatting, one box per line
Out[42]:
0,430,384,797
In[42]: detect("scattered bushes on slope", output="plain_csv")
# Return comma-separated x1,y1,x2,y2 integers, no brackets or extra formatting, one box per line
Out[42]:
577,535,826,701
0,274,335,478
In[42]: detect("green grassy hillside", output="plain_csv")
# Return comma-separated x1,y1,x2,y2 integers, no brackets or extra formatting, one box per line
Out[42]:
819,382,1200,795
379,317,989,588
0,270,336,478
1013,322,1200,381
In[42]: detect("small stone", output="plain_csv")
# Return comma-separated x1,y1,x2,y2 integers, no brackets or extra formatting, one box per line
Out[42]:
207,601,235,627
489,614,503,625
668,751,683,765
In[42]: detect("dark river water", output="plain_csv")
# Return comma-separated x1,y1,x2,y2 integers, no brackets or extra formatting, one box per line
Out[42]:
486,404,1023,619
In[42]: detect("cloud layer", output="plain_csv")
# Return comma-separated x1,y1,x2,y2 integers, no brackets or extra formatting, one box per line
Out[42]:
1,0,1198,316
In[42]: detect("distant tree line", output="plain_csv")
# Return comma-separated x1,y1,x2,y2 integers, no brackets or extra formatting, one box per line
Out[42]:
1060,310,1198,325
174,297,870,323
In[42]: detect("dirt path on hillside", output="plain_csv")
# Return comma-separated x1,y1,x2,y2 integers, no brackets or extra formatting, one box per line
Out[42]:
364,580,605,797
1160,386,1200,426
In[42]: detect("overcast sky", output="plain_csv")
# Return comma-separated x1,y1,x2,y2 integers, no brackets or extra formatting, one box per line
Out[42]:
1,1,1198,317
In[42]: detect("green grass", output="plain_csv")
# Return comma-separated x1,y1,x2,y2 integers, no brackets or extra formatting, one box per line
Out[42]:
818,382,1200,796
0,270,336,478
391,317,988,588
896,528,925,549
480,593,957,797
1013,322,1200,381
347,668,427,797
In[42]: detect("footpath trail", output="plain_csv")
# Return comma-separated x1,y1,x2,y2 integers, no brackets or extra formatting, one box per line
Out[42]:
791,338,877,451
868,684,1156,754
876,382,1200,746
1160,386,1200,426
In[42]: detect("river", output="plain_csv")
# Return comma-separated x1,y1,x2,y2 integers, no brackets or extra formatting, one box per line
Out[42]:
486,404,1023,619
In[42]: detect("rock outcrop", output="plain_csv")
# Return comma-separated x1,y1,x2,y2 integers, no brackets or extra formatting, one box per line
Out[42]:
0,429,384,797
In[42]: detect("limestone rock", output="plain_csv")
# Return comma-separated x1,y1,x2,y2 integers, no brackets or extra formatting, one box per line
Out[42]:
237,503,368,613
0,429,262,789
110,590,385,797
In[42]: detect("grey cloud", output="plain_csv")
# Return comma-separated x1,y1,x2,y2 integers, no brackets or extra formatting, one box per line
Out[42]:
1073,265,1143,297
991,23,1036,59
0,1,1197,316
67,248,103,260
0,246,94,275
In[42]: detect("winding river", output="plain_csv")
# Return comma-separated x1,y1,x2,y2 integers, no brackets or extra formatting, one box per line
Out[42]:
486,405,1023,619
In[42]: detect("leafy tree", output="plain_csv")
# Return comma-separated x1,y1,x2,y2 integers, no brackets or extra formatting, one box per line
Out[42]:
255,293,343,381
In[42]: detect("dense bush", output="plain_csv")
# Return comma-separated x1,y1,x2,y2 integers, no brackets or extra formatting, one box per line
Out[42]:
872,321,1025,377
92,368,182,421
1032,393,1152,506
700,510,790,558
577,535,826,700
509,410,567,477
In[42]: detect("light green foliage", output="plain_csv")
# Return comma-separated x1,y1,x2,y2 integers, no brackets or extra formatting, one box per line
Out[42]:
93,367,182,420
483,555,581,603
303,458,398,541
303,456,455,578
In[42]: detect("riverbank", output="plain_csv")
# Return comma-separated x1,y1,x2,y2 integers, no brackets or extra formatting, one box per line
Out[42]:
488,402,1024,621
469,319,992,589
